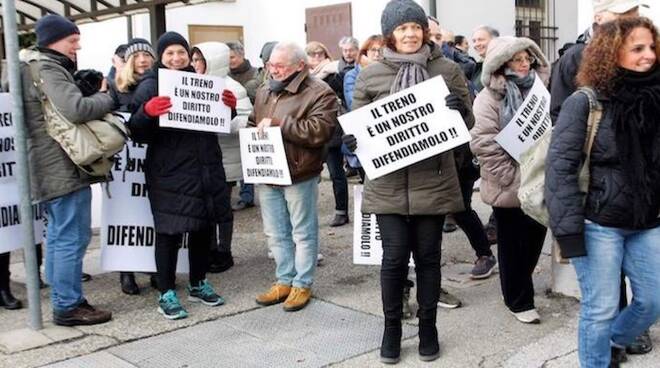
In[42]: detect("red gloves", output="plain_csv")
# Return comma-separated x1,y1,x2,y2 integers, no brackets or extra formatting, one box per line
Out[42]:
144,96,172,118
222,89,237,110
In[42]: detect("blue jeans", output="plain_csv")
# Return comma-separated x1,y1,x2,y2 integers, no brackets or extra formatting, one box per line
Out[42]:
572,221,660,368
239,181,254,205
44,187,92,313
258,177,319,288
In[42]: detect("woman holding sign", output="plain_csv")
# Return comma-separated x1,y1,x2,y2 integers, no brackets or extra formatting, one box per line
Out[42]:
127,32,236,320
108,38,156,295
470,36,550,324
546,17,660,368
343,0,474,363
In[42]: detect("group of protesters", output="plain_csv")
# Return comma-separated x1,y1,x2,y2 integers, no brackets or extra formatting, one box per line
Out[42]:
0,0,658,366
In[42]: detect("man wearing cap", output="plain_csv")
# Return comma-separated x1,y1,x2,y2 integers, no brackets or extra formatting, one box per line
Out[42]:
550,0,648,121
549,0,653,359
19,14,115,326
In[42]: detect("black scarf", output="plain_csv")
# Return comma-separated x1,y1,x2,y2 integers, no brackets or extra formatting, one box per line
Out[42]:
268,71,300,94
37,47,76,74
610,66,660,226
231,59,252,75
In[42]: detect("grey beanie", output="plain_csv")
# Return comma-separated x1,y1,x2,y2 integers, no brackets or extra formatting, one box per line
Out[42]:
381,0,429,37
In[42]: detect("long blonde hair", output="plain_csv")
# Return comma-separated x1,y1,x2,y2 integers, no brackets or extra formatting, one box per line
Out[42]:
116,53,152,93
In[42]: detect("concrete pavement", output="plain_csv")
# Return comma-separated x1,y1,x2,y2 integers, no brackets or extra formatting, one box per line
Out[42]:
1,177,658,367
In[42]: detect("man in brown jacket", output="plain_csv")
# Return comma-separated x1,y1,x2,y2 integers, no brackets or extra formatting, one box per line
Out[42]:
250,42,338,311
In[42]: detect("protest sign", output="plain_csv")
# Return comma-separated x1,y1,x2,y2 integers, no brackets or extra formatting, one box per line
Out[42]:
158,69,231,134
0,93,45,253
494,75,552,162
100,138,188,273
339,76,471,180
239,127,292,185
353,185,412,266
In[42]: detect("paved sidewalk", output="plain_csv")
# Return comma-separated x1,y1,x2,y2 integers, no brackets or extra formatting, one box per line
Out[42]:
1,178,658,367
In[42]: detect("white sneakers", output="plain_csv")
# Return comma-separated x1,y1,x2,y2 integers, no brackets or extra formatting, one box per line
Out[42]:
511,308,541,324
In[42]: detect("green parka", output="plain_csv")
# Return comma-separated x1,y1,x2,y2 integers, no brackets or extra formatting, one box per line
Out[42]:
352,43,474,215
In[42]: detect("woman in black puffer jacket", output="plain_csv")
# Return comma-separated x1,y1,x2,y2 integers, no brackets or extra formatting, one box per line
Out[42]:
546,17,660,368
128,32,235,320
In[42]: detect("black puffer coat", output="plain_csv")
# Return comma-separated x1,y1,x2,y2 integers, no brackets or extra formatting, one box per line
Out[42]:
545,92,660,258
127,64,232,235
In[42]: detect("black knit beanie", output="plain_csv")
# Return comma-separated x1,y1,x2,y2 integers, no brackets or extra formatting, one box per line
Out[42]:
381,0,429,37
124,38,156,61
35,14,80,47
156,32,190,61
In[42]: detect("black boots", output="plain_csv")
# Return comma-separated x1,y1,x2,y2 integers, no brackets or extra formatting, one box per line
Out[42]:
418,318,440,361
627,330,653,355
0,288,23,310
120,272,140,295
610,346,627,367
380,319,402,364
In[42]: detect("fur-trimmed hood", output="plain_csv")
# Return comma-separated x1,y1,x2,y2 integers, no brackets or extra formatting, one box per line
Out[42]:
481,36,550,97
192,42,230,77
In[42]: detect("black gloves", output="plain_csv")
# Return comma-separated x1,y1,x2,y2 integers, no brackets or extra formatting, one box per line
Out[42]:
342,134,357,152
445,94,469,118
74,69,104,96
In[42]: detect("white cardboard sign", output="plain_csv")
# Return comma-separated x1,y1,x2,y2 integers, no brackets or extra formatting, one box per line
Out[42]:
100,139,189,273
339,76,471,180
353,185,413,266
239,127,292,186
494,75,552,162
158,69,231,134
0,93,45,253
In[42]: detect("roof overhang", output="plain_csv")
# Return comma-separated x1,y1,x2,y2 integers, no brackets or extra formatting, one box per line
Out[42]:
0,0,233,32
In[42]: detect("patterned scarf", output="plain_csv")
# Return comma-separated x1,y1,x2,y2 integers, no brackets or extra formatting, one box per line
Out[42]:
382,44,431,94
499,69,536,129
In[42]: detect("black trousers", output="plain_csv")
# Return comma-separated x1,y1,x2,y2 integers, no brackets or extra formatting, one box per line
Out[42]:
450,176,492,258
210,221,233,264
155,228,212,292
492,207,546,313
0,252,9,290
377,214,444,321
326,146,349,214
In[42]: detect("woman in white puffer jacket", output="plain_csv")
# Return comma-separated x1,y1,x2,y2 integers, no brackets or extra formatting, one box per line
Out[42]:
191,42,253,272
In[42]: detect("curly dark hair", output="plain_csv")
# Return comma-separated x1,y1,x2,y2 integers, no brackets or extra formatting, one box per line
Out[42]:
577,17,660,96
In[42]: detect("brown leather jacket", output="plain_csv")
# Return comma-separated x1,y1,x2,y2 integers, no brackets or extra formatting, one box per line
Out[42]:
249,68,338,183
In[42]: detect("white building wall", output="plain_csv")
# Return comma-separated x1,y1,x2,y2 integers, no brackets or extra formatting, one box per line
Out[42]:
78,0,433,73
434,0,516,46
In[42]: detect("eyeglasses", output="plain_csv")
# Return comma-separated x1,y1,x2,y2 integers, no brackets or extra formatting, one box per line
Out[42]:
306,51,326,58
510,56,536,65
367,47,383,54
266,62,294,71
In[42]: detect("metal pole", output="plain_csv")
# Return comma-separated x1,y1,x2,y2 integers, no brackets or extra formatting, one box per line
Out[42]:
2,1,43,330
429,0,437,18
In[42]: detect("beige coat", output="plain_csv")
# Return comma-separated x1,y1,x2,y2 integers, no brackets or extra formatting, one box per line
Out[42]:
470,37,550,208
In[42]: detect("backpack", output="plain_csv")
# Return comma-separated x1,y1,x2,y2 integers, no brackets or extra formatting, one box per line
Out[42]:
26,52,128,177
517,87,603,227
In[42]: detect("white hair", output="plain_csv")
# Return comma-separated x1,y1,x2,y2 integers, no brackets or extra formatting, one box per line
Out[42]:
338,36,359,49
271,42,308,65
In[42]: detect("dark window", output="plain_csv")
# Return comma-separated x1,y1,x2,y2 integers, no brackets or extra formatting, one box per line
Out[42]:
516,0,543,8
515,20,524,37
529,21,542,45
